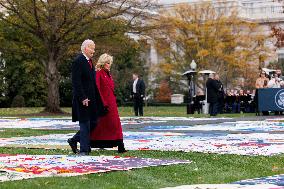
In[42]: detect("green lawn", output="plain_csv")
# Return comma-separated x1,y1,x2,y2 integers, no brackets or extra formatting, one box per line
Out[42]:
0,107,256,117
0,128,75,138
0,147,283,189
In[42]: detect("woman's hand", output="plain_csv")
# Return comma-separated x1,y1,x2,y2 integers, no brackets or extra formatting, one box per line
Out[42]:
103,106,109,115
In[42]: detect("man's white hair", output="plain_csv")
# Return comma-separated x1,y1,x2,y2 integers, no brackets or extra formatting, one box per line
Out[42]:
81,39,95,53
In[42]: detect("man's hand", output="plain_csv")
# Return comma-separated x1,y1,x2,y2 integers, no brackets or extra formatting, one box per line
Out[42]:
82,98,90,106
103,106,109,114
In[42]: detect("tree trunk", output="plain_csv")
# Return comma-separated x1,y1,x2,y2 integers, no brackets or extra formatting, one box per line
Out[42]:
44,57,62,113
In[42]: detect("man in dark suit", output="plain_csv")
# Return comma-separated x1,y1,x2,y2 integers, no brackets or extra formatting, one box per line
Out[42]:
215,74,225,114
206,73,220,116
68,39,98,155
132,73,145,116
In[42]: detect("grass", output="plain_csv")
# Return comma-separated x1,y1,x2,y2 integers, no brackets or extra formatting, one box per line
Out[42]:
0,128,75,138
0,107,256,117
0,148,284,189
0,107,45,116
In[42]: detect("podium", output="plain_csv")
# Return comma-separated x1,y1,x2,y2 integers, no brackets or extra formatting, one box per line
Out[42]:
258,88,284,112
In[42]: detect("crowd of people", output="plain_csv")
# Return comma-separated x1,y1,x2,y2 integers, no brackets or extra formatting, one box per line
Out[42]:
196,69,284,116
255,69,284,89
223,89,255,114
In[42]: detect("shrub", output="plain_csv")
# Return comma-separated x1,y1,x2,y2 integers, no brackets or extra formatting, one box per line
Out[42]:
155,80,172,103
11,95,25,107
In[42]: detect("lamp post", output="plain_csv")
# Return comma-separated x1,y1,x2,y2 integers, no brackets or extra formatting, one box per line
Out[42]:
190,59,197,70
183,60,197,114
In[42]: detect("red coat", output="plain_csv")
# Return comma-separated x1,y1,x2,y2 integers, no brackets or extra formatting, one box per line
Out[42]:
90,69,123,141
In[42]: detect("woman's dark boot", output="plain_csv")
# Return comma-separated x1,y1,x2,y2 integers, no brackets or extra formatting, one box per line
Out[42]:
118,142,127,153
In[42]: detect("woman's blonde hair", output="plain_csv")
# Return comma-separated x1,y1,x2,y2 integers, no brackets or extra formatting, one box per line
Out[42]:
96,53,113,70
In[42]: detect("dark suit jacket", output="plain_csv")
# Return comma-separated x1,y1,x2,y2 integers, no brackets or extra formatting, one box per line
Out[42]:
206,78,220,103
71,53,101,122
132,79,145,98
216,80,224,99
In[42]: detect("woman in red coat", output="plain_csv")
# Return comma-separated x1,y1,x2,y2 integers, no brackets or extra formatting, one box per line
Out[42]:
90,53,126,153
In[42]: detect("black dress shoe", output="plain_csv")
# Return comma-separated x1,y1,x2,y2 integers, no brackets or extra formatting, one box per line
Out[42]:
78,152,89,156
67,138,79,154
118,142,127,153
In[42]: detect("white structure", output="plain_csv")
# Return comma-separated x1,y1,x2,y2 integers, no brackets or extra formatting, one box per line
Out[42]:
158,0,284,21
238,0,284,21
171,94,184,104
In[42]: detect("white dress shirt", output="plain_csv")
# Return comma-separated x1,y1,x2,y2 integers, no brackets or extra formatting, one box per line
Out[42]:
133,78,138,93
82,53,89,61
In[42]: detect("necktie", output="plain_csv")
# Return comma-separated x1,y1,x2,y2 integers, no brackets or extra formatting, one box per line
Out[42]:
88,59,93,69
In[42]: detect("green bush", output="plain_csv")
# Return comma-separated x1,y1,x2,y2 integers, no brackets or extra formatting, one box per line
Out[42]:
11,95,25,107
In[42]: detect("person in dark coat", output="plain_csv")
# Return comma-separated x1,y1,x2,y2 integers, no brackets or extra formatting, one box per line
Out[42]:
90,53,126,153
215,74,225,114
206,73,220,116
132,73,146,116
68,39,99,155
